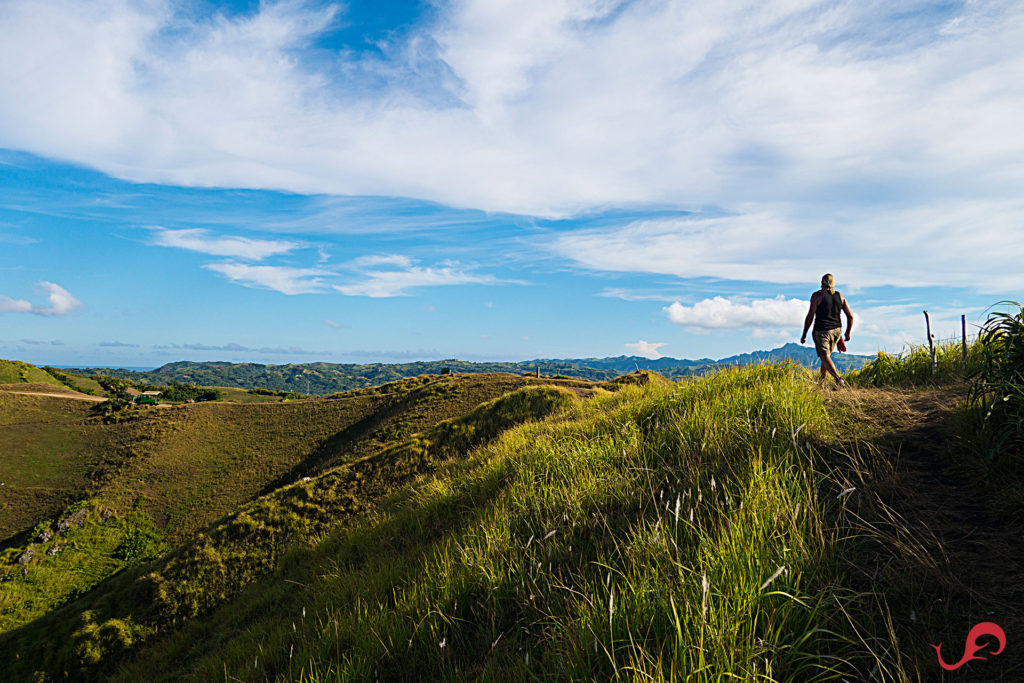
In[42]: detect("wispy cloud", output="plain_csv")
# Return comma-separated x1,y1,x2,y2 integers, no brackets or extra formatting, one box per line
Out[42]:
0,230,37,245
335,257,501,297
348,254,414,269
598,288,681,302
625,340,666,359
204,262,330,295
665,296,807,330
341,348,443,360
155,342,325,355
100,340,140,348
553,201,1024,292
150,227,302,260
0,281,82,316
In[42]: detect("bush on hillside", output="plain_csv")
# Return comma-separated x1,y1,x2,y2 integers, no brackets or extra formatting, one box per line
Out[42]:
114,522,161,562
159,382,221,402
91,375,138,400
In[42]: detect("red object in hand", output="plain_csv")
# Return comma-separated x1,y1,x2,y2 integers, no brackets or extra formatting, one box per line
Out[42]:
837,338,847,353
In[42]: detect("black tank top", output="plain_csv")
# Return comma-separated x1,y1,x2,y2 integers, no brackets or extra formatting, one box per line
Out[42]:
813,291,843,331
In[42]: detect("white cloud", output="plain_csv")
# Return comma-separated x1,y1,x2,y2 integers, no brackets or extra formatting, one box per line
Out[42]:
0,281,83,316
203,262,330,295
0,0,1022,222
0,296,32,314
198,251,505,297
851,302,979,353
624,340,666,359
150,227,301,260
665,296,806,329
1,0,1023,311
335,261,498,298
348,254,414,269
598,288,679,302
554,200,1024,291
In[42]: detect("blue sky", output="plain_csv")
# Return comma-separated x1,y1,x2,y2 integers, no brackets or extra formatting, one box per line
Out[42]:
1,0,1021,368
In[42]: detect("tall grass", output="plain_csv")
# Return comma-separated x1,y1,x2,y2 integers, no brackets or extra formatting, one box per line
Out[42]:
846,338,983,387
971,301,1024,459
109,366,891,682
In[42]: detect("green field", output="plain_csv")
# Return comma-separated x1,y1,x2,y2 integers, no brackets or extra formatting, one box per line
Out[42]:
0,390,107,542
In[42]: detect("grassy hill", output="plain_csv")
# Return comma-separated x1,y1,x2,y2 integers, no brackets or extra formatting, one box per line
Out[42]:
0,360,65,387
0,370,611,637
0,388,110,544
0,362,968,682
1,315,1021,681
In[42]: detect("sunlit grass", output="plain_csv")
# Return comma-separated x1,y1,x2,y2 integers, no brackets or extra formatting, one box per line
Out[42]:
846,339,982,387
108,365,892,682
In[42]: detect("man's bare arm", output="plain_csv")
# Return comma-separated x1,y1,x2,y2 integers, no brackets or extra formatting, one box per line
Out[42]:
842,299,854,341
801,293,820,343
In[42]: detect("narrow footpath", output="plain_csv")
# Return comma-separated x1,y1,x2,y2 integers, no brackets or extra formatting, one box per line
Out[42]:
838,387,1022,681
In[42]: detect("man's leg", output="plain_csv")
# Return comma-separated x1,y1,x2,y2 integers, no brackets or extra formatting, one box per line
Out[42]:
821,353,842,382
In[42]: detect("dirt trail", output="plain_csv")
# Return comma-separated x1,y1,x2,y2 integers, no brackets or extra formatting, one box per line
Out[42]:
0,389,106,402
837,387,1022,681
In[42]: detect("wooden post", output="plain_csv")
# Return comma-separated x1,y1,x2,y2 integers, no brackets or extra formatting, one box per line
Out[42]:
536,366,540,378
961,314,968,369
923,310,936,376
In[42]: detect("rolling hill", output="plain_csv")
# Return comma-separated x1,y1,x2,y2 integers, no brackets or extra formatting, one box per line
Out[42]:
65,343,874,395
4,339,1017,681
0,359,65,387
0,369,617,639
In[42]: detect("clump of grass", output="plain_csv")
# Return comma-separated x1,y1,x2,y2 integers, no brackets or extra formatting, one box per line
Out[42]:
846,339,983,387
971,301,1024,457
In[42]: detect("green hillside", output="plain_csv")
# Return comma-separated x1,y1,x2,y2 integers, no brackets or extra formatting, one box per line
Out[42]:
0,359,64,386
66,344,874,395
0,372,605,636
0,390,109,543
2,313,1021,681
0,362,985,682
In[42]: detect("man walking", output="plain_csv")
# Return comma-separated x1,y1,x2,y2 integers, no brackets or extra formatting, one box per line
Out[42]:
800,273,854,387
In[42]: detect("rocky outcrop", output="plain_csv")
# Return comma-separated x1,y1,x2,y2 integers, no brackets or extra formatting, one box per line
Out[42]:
57,507,89,532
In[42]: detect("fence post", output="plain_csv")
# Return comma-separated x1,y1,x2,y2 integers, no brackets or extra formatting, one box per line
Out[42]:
924,310,936,376
961,314,968,369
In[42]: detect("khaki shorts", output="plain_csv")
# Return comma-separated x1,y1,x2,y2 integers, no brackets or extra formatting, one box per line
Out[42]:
813,327,842,358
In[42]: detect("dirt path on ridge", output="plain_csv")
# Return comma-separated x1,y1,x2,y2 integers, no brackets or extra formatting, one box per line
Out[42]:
834,387,1023,681
0,388,106,402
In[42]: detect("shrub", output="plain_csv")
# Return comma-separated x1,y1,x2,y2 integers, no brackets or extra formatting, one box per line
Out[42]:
971,301,1024,458
160,382,222,402
114,522,161,562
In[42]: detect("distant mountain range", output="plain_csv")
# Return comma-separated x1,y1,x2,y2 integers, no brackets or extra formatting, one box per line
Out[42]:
69,343,874,395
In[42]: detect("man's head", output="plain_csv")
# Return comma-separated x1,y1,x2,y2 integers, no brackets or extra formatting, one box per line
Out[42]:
821,273,835,294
